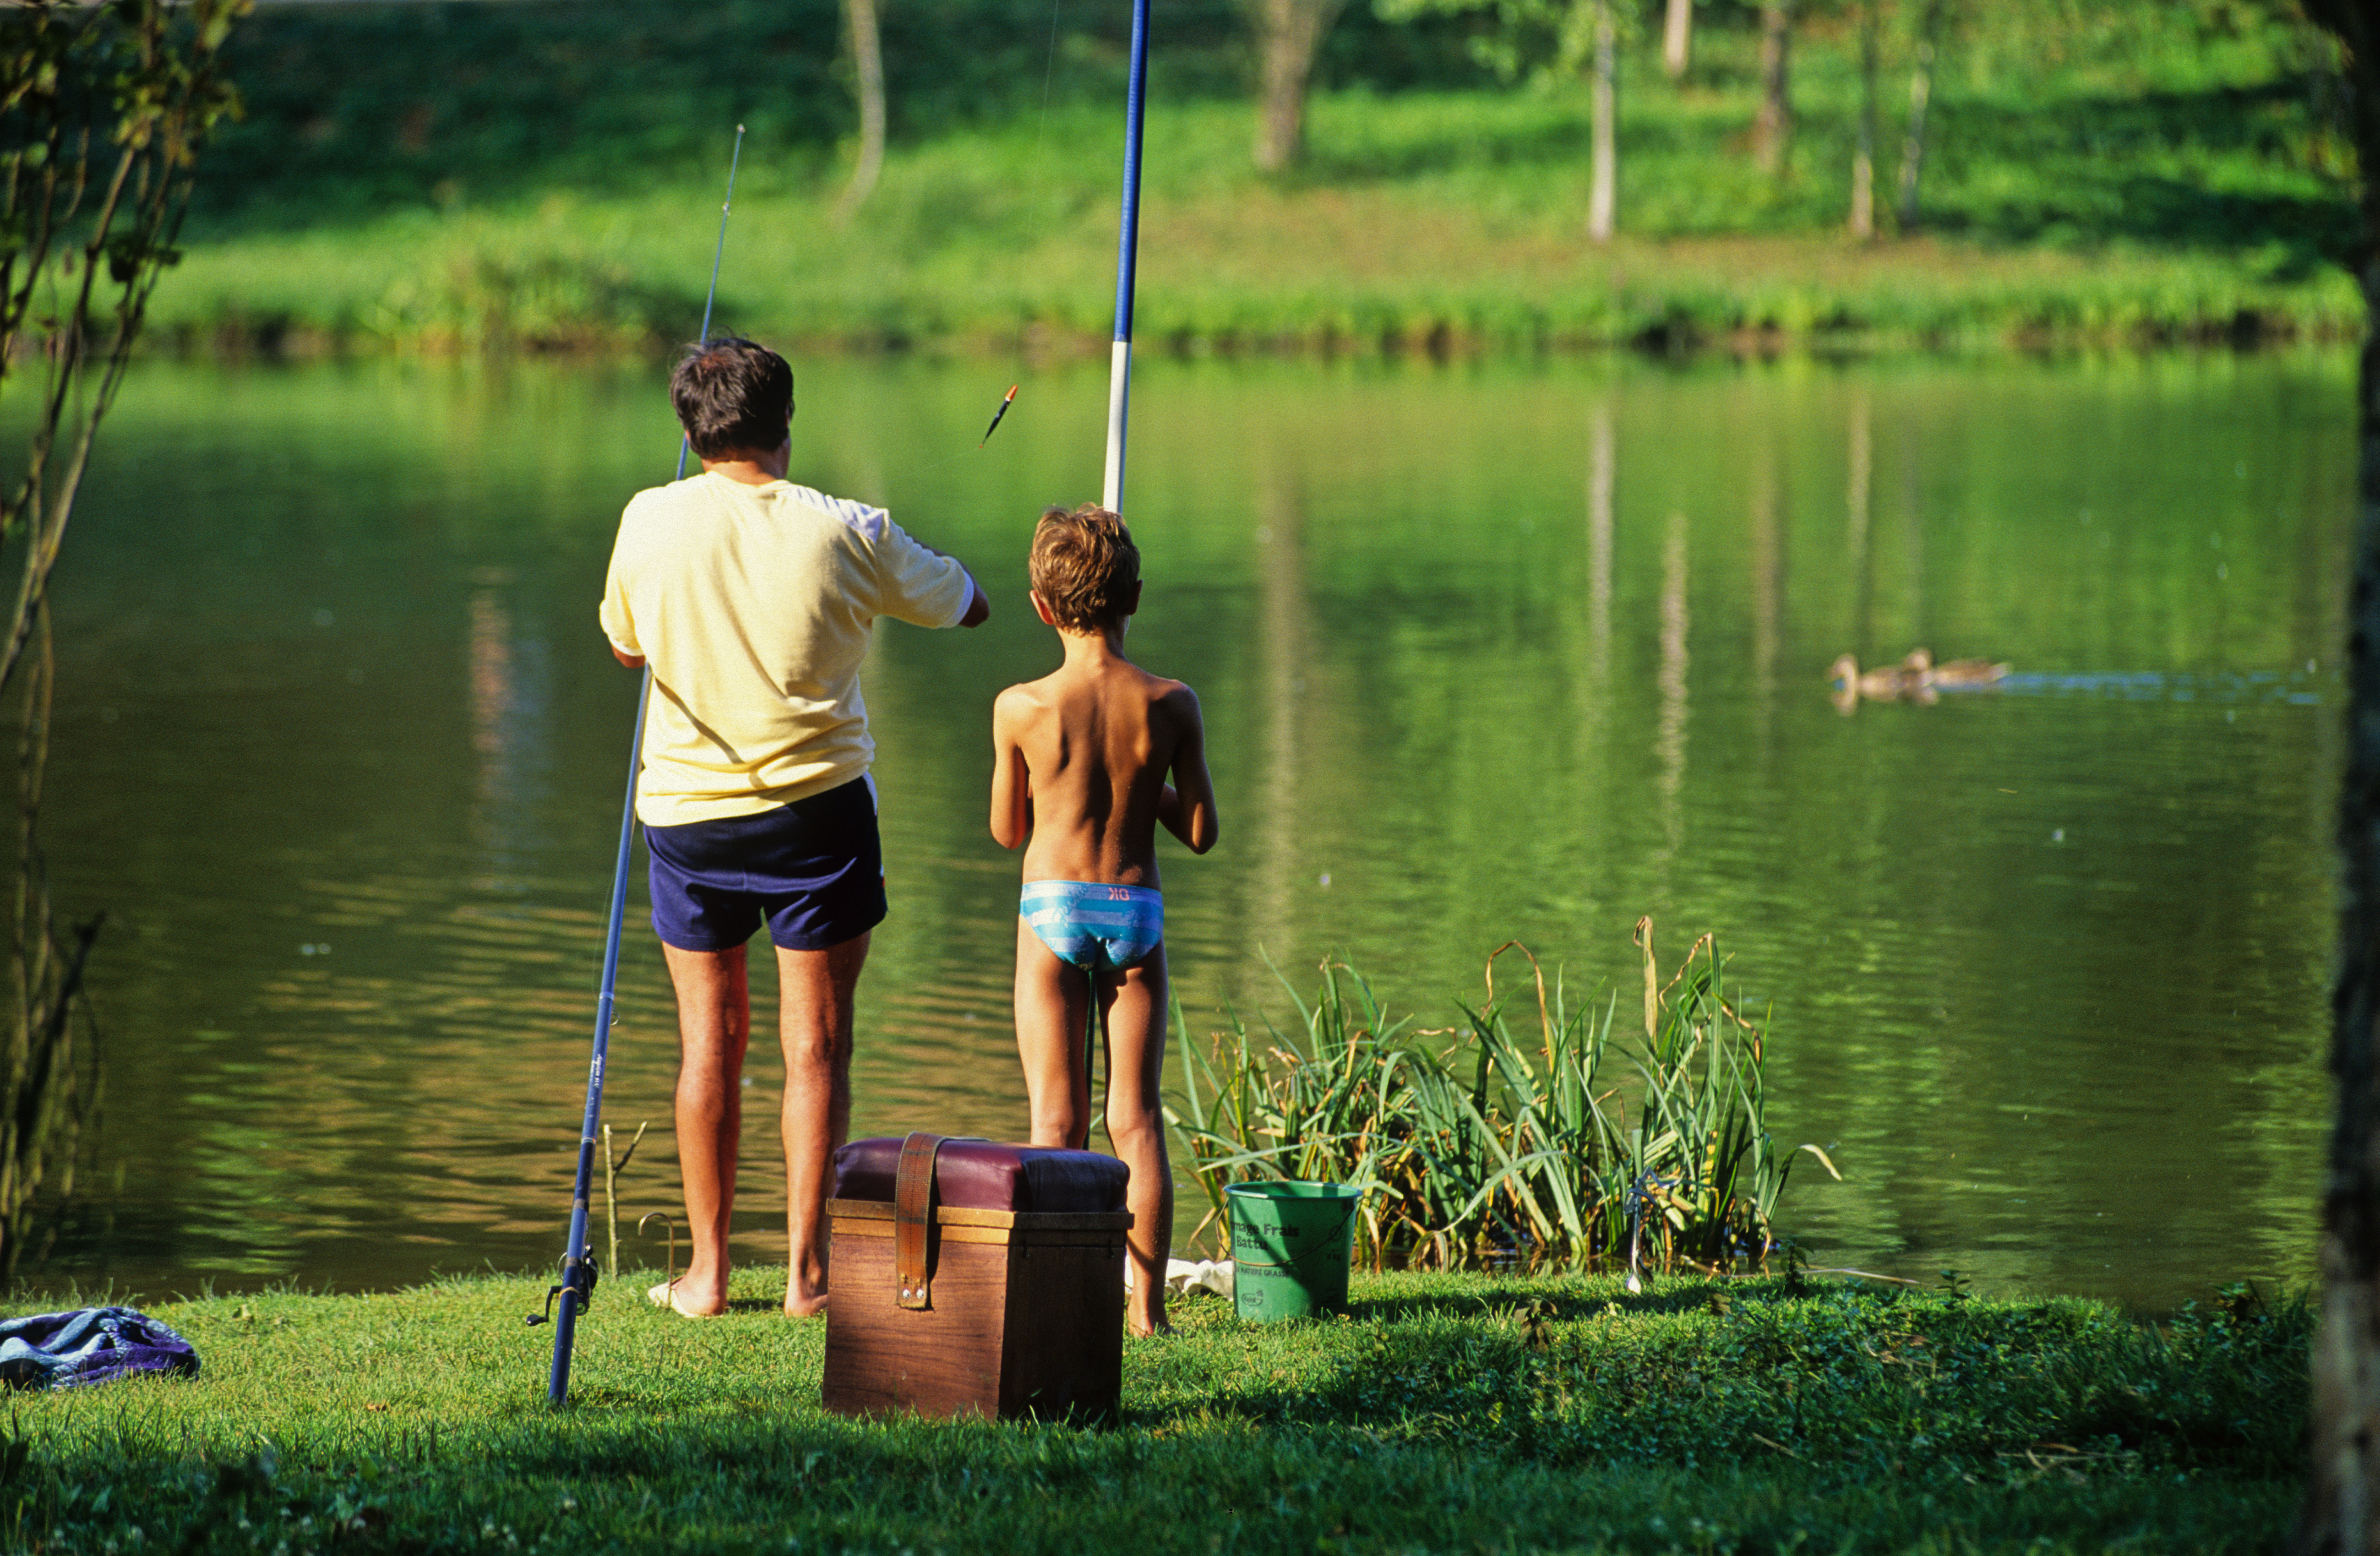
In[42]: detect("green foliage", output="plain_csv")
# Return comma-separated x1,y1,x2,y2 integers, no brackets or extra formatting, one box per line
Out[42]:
1374,0,1626,89
1169,935,1837,1276
196,0,1497,223
0,1268,2309,1553
368,242,710,354
145,4,2357,357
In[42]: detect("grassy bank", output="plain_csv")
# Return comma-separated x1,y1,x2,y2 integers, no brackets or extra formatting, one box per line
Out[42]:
2,1268,2309,1552
148,8,2357,356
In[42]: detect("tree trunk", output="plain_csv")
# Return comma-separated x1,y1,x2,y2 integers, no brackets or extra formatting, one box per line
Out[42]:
1754,3,1792,177
1253,0,1348,174
1662,0,1691,80
833,0,886,222
1848,0,1876,238
2296,9,2380,1555
1586,0,1616,242
1895,0,1942,230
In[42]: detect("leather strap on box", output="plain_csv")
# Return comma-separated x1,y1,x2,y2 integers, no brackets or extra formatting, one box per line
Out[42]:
894,1131,942,1309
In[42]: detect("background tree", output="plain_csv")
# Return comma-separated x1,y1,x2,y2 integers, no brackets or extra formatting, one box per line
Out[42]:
1587,0,1616,239
0,0,244,1271
2296,9,2380,1551
1848,0,1877,236
1252,0,1350,172
1374,0,1626,239
1895,0,1947,229
832,0,887,220
1753,1,1792,175
1661,0,1691,78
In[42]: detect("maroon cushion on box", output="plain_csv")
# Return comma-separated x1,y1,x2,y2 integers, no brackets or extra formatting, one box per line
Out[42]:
832,1137,1128,1214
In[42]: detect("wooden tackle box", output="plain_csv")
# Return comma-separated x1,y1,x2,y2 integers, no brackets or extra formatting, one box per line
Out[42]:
820,1132,1132,1421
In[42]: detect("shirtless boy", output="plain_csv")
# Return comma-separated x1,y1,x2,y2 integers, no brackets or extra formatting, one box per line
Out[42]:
988,504,1218,1336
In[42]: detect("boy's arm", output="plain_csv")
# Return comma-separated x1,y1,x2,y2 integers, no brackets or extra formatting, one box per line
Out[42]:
988,691,1034,851
1156,686,1219,855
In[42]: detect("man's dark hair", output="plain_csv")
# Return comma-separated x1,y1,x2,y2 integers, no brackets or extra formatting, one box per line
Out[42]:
670,337,795,460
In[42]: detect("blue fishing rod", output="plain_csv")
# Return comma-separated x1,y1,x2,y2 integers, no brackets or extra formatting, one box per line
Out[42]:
529,125,746,1408
1100,0,1151,511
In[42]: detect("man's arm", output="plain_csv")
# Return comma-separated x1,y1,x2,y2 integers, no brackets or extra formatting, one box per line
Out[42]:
909,536,991,629
988,691,1035,850
612,644,645,669
1156,687,1219,854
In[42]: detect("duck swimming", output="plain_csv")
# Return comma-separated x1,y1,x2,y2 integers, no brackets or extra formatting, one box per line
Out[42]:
1830,648,2012,711
1829,652,1932,702
1904,647,2011,690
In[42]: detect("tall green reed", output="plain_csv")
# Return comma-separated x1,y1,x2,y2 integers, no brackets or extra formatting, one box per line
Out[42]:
1166,922,1837,1276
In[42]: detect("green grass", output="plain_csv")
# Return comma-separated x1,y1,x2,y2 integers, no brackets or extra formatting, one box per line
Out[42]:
0,1268,2310,1552
142,6,2360,356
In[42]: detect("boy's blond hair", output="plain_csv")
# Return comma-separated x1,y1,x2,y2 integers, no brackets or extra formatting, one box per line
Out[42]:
1030,504,1139,633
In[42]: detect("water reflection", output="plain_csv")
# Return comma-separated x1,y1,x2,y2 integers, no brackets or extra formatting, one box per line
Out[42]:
1251,467,1307,961
17,350,2355,1310
467,577,556,881
1586,402,1613,689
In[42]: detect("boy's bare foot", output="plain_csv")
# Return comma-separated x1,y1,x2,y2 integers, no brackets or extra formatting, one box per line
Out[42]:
647,1278,724,1318
1127,1312,1175,1338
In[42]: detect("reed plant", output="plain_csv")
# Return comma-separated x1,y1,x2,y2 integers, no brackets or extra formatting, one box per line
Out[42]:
1167,923,1838,1277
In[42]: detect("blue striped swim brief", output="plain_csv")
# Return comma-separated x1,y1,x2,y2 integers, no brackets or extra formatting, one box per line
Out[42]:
1019,881,1164,972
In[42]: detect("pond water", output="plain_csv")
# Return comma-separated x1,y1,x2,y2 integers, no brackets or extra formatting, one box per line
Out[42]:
20,348,2351,1310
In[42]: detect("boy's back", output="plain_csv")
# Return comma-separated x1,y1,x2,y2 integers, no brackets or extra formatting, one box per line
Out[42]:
993,652,1204,888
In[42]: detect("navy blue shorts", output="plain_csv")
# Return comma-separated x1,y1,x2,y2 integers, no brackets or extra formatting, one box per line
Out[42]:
644,776,887,952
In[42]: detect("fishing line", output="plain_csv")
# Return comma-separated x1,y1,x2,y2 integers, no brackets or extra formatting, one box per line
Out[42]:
1007,0,1067,371
951,0,1064,463
530,124,746,1409
894,0,1118,495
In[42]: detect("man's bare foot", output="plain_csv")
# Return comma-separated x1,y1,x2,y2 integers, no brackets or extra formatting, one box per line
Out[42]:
647,1278,724,1318
784,1266,828,1318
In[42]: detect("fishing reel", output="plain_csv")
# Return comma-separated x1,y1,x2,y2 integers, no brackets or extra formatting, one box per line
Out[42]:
524,1246,599,1327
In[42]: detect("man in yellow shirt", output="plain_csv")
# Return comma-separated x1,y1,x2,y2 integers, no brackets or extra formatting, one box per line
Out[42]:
599,338,989,1318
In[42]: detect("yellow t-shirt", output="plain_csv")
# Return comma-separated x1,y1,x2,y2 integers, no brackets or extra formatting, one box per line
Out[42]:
598,472,973,827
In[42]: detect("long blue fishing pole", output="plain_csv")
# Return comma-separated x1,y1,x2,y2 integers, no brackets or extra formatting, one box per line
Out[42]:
1100,0,1152,511
531,125,746,1408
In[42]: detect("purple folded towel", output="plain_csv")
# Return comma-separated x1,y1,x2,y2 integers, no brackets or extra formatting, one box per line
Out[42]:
0,1307,198,1389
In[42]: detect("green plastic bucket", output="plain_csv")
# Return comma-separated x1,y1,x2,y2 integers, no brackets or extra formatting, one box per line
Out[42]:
1227,1181,1362,1320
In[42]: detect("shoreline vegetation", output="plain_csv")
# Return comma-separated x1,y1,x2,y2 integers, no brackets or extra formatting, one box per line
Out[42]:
147,3,2356,359
1172,938,1837,1278
0,1268,2309,1553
